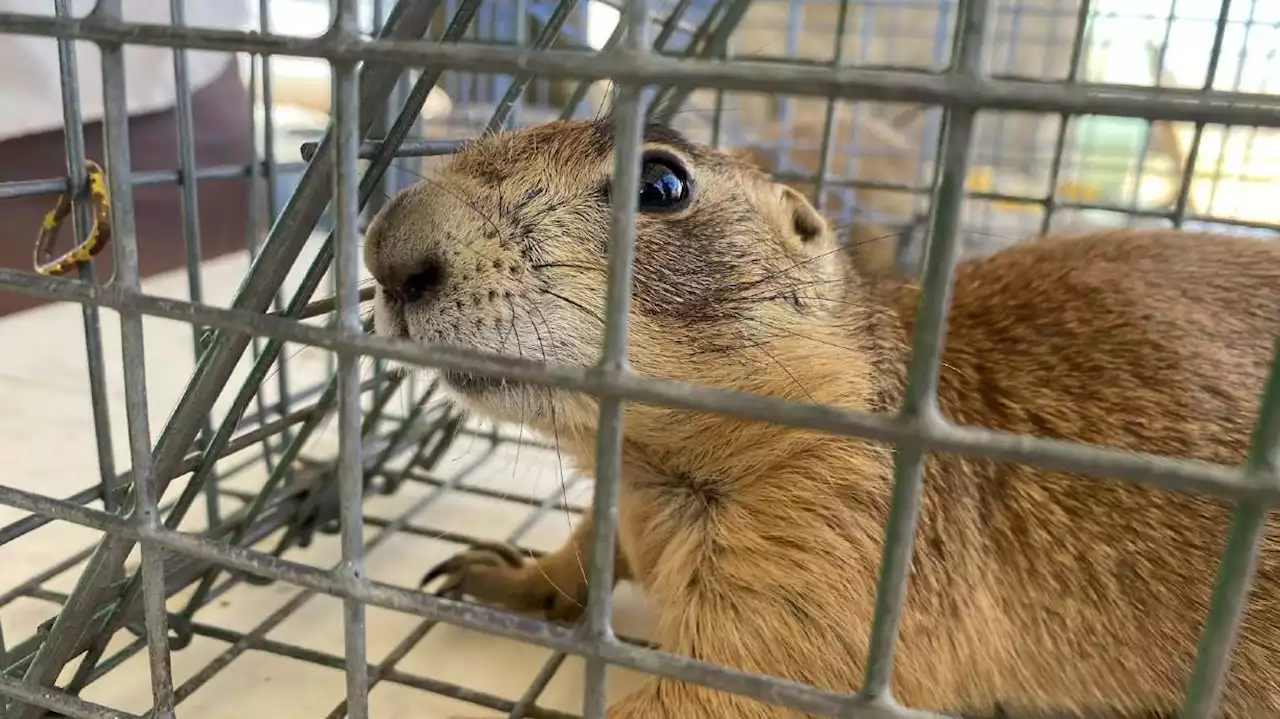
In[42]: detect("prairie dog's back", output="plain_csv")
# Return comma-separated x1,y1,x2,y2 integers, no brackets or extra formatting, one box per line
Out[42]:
922,230,1280,459
892,230,1280,715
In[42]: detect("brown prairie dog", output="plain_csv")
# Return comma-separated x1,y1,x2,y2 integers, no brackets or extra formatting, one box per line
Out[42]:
363,118,1280,718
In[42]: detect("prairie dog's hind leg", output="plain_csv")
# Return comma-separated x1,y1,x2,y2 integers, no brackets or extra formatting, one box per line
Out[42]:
421,511,631,624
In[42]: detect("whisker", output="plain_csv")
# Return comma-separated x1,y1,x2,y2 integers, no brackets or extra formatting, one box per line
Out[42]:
739,316,864,355
522,300,590,594
738,291,903,320
753,340,818,404
389,163,506,241
530,262,608,274
509,301,528,504
732,240,879,294
538,289,604,325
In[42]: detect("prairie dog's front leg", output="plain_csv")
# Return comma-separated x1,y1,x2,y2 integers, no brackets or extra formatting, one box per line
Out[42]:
423,510,632,623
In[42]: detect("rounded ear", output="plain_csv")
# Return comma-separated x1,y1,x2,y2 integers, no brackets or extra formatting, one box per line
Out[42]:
778,185,828,244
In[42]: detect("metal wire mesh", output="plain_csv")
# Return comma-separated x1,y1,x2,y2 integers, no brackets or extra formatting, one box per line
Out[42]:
0,0,1278,718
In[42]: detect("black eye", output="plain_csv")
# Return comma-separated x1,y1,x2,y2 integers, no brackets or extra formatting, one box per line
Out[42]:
637,152,692,213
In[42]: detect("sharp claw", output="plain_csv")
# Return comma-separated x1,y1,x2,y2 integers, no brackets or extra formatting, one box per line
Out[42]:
420,543,525,592
420,557,458,589
469,541,525,568
437,574,464,597
433,581,463,600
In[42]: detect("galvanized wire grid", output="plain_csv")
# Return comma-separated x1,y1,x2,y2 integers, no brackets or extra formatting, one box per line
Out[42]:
0,0,1278,718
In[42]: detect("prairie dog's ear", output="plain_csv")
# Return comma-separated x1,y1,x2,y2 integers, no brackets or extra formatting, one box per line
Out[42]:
779,185,827,244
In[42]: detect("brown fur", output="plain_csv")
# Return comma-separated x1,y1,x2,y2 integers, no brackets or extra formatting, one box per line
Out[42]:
363,119,1280,718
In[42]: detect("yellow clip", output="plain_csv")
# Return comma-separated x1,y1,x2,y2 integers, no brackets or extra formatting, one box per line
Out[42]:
33,160,113,277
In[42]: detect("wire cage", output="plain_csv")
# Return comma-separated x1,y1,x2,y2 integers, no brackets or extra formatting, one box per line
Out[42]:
0,0,1278,718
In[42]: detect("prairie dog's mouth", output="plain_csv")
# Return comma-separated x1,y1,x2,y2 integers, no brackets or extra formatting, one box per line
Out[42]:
373,292,410,339
372,287,539,402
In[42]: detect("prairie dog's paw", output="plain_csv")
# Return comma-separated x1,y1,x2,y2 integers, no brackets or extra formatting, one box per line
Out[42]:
421,541,587,623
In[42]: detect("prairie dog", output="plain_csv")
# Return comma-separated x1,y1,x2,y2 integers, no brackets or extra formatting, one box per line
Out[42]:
363,119,1280,718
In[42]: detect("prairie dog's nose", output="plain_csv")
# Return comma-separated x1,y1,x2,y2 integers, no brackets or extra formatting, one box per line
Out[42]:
383,254,446,304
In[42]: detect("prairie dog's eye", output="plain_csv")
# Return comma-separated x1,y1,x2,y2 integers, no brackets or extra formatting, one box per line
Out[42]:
637,151,692,213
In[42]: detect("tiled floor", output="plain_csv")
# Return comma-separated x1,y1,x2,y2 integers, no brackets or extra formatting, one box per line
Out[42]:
0,234,658,718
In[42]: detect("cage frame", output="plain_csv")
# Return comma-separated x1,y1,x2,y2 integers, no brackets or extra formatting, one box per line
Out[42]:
0,0,1278,718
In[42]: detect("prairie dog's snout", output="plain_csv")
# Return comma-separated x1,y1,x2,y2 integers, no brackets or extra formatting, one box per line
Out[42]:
365,127,597,393
364,175,538,399
366,182,514,328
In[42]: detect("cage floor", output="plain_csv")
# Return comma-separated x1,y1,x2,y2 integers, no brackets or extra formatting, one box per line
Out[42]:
0,237,659,718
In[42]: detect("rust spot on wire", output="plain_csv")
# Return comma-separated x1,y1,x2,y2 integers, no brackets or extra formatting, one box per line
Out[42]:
33,160,112,277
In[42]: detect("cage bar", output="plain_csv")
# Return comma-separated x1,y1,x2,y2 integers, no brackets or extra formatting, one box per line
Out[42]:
860,0,988,701
95,1,177,717
3,13,1280,126
813,0,854,212
50,0,119,521
1037,0,1093,236
582,2,649,716
167,0,228,540
1179,344,1280,716
247,0,300,520
331,0,370,714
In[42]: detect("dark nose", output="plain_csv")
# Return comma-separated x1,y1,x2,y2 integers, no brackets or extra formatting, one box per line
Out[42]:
385,256,445,304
